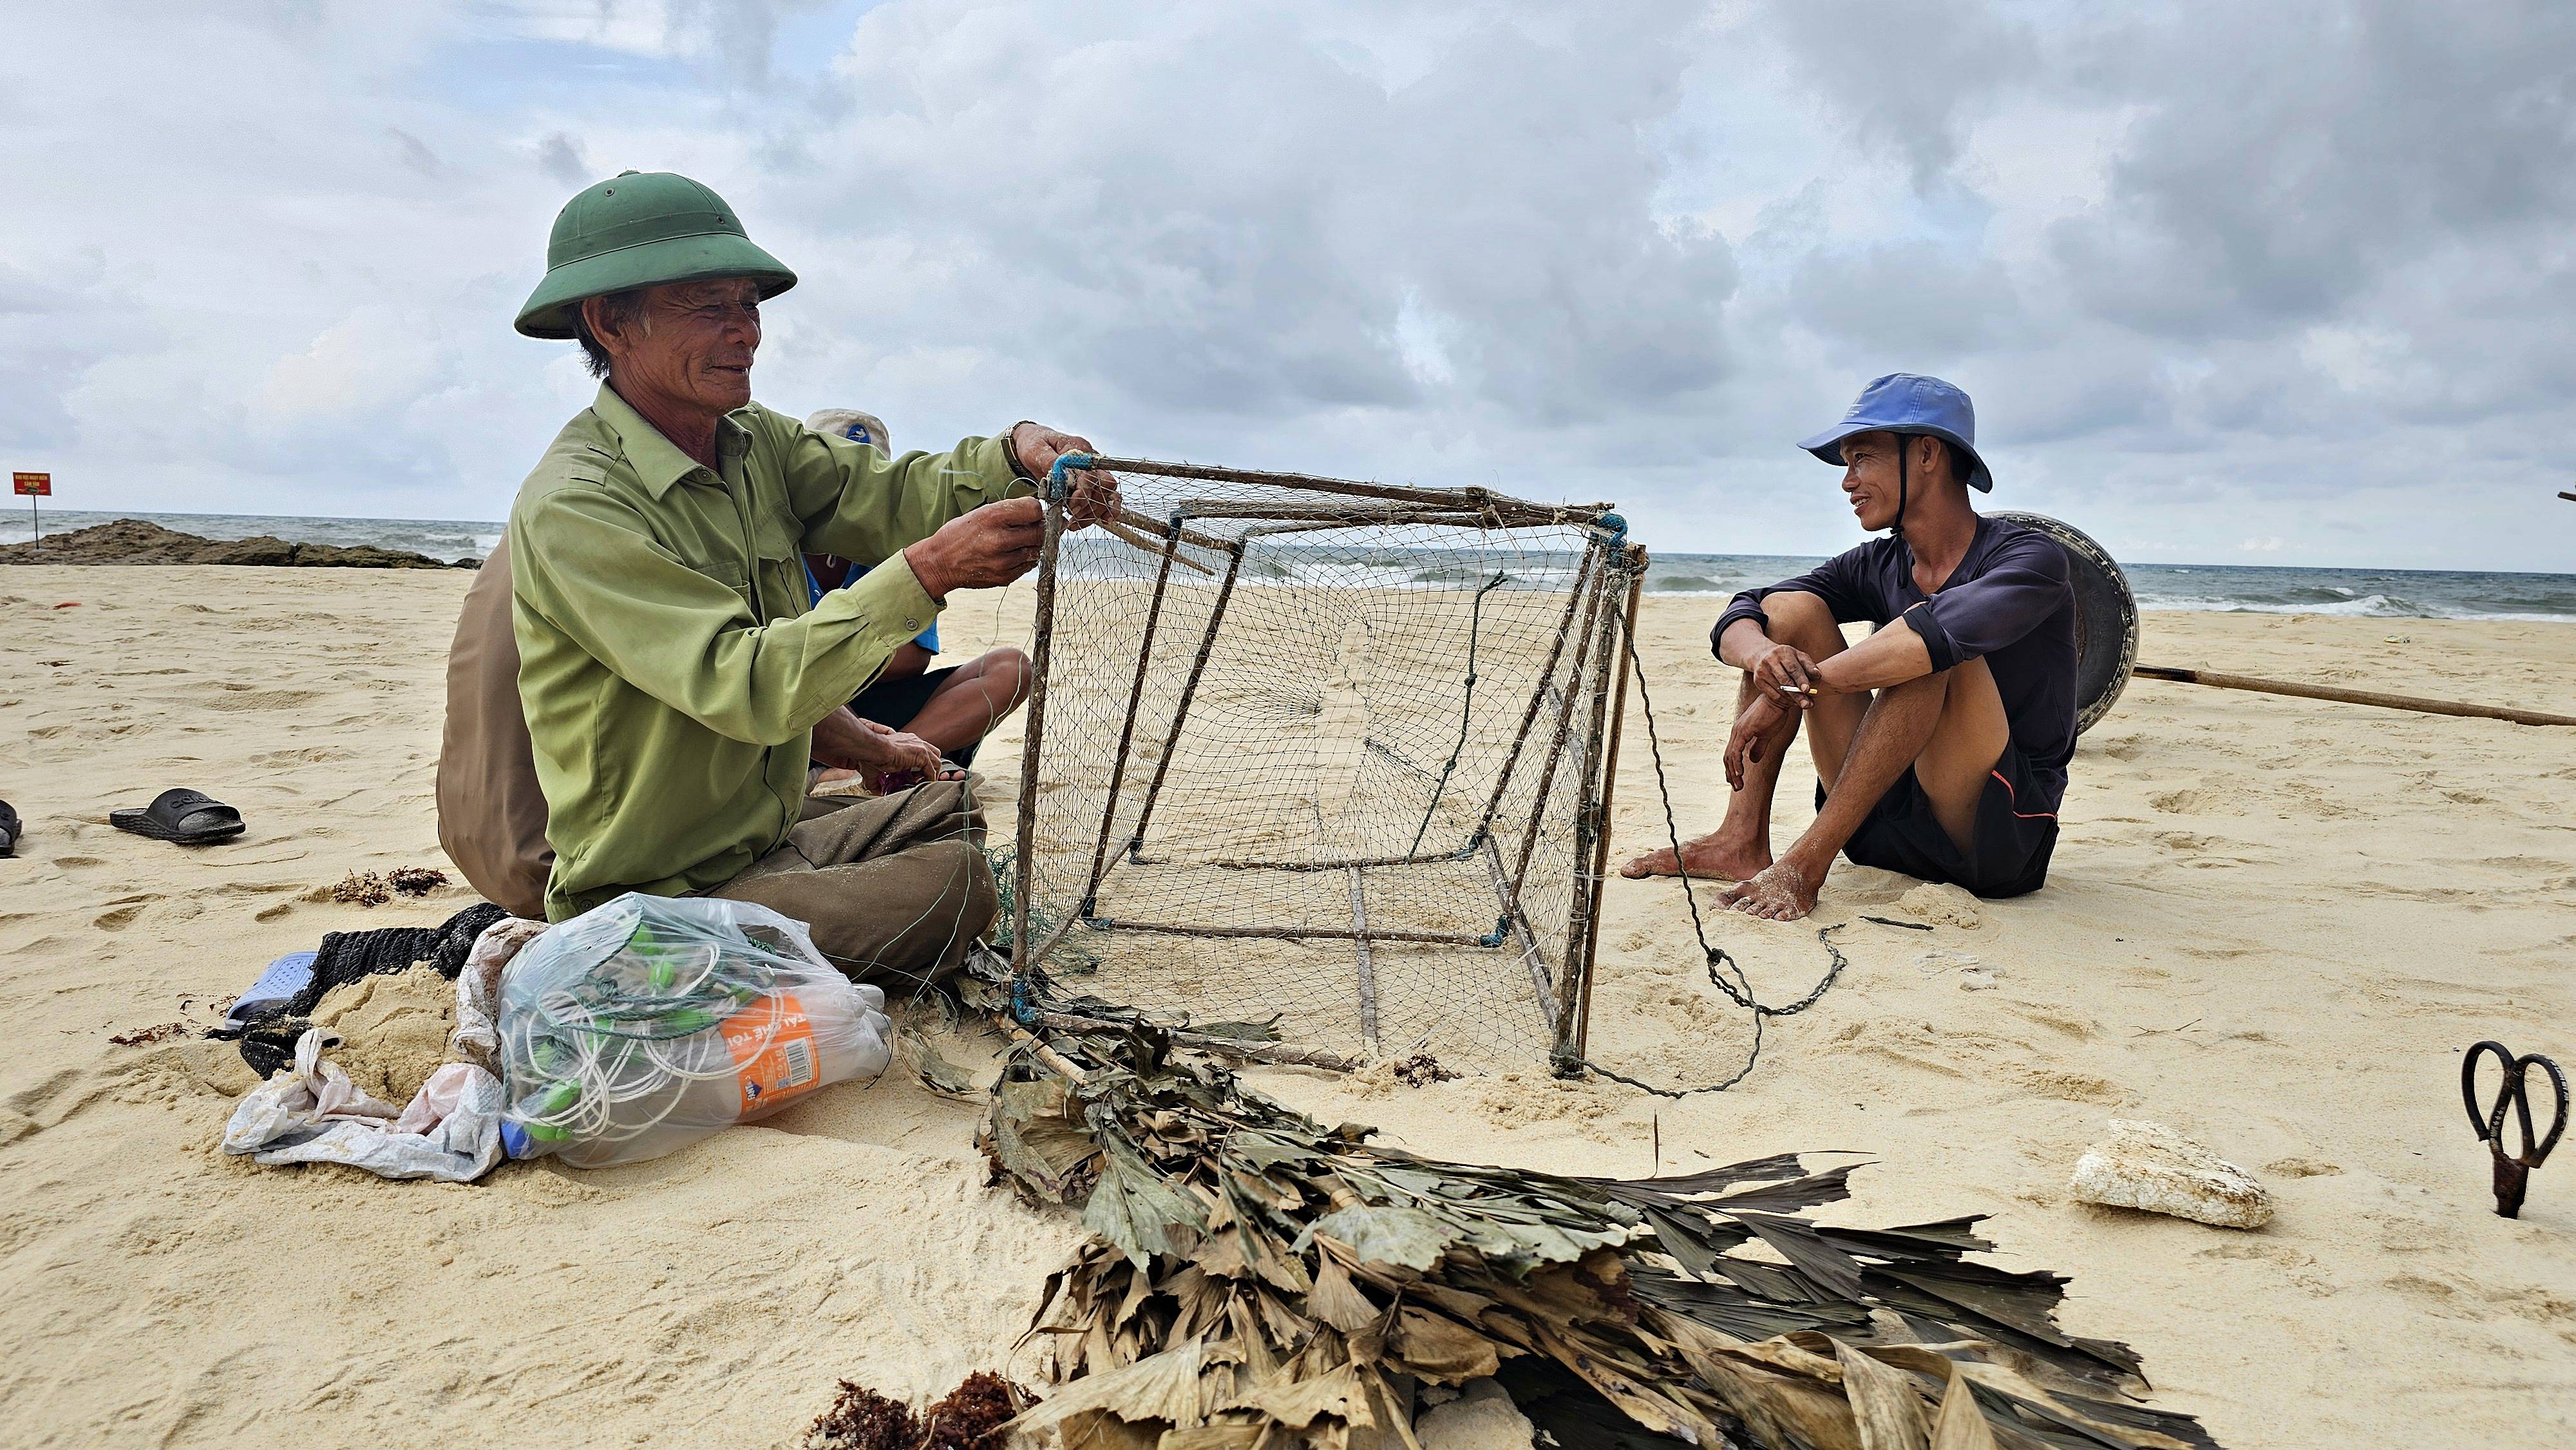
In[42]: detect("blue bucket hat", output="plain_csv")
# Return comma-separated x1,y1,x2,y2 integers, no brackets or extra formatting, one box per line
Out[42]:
1799,373,1993,492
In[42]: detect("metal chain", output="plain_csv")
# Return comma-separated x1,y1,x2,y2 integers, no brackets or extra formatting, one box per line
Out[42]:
1560,608,1853,1098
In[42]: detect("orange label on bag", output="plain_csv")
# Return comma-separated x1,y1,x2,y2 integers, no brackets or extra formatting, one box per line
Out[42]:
725,993,822,1119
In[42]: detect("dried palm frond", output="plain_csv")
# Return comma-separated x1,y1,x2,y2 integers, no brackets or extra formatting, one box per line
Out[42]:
976,1013,2221,1450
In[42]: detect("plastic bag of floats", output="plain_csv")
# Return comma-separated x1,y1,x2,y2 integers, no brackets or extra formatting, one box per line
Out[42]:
497,894,892,1167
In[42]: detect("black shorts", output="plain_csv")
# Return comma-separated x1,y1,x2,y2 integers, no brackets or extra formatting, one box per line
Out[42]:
847,665,980,767
1815,742,2058,898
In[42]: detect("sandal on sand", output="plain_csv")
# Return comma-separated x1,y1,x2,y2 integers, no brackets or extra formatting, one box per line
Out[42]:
110,788,245,845
0,800,17,857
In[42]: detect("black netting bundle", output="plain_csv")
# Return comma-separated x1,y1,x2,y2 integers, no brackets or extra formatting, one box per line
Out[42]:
217,901,511,1078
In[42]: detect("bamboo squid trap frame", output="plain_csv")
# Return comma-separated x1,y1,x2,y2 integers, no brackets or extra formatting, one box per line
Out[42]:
1006,457,1641,1067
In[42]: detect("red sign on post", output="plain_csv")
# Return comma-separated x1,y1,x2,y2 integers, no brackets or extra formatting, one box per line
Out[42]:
15,470,50,547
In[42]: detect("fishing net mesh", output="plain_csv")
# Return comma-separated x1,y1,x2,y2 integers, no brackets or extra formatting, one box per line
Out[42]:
1008,462,1634,1067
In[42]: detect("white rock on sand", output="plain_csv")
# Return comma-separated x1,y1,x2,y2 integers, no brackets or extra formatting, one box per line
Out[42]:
2070,1119,2275,1230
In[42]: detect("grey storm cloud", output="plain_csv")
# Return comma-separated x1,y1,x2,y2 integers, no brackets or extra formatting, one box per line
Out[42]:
755,2,1731,425
1,0,2571,569
1763,0,2040,192
535,132,594,188
2047,1,2576,336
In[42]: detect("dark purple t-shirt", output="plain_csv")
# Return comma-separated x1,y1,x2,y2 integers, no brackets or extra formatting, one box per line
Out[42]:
1711,516,2079,814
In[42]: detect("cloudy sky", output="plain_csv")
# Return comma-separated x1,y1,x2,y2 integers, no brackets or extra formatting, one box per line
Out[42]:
5,1,2573,570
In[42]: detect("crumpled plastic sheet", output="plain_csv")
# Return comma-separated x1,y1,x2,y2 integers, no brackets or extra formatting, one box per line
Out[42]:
450,915,549,1072
222,1027,506,1183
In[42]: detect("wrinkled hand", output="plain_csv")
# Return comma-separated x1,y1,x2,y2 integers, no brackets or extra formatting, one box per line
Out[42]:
902,496,1046,599
1724,695,1789,790
1748,641,1823,708
810,708,957,780
1009,422,1121,528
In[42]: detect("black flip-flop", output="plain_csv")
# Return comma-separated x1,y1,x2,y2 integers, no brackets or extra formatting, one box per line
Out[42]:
110,788,245,845
0,800,17,858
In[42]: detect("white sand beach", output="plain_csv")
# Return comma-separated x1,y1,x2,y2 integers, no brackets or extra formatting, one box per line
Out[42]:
1,565,2570,1448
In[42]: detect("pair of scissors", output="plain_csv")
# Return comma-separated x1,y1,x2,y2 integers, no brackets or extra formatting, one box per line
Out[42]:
2461,1040,2568,1219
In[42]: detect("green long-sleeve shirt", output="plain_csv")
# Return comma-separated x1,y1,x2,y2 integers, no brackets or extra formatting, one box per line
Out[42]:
507,383,1028,919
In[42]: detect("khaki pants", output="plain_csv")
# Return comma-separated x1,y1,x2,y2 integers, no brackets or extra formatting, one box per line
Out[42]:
710,779,998,997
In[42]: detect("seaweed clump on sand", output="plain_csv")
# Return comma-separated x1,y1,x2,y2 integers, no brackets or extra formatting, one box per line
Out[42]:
330,867,449,906
806,1371,1034,1450
388,866,448,896
1392,1051,1459,1088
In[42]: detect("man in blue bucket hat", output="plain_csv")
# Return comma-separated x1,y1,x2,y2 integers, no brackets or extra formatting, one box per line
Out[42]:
1622,373,2076,920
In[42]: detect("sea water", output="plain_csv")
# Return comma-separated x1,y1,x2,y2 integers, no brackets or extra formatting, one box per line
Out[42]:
6,509,2572,621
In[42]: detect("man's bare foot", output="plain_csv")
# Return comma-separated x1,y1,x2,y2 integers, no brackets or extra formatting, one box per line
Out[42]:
1719,860,1818,921
1620,831,1772,881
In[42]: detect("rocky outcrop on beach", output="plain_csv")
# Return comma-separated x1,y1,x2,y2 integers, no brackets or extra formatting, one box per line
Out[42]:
0,518,474,569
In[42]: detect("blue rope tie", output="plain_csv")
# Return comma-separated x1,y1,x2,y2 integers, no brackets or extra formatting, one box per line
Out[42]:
1044,451,1096,505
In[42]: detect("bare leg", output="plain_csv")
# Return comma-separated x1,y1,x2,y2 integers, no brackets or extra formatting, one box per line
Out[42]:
1619,671,1796,879
904,646,1032,757
1721,655,2009,921
1908,655,2012,851
1621,592,1865,879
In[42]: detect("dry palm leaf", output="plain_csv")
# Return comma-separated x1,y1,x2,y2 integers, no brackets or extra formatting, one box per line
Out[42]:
975,1013,2221,1450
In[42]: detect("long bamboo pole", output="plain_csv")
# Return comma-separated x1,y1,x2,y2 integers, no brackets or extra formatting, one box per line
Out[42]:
1081,919,1498,946
1551,563,1624,1049
1574,547,1649,1060
1347,867,1379,1060
1096,515,1215,576
1074,454,1616,525
1121,539,1250,862
1483,833,1553,1030
1077,520,1189,909
1009,496,1068,977
1031,1011,1359,1072
2131,664,2576,728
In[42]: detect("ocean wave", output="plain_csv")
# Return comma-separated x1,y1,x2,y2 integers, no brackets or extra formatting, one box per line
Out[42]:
2130,595,2576,621
2136,594,2420,616
12,511,2572,621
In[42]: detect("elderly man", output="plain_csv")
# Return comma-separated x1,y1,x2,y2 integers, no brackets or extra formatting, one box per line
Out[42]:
500,170,1112,990
436,407,1025,925
1622,374,2074,921
435,512,965,922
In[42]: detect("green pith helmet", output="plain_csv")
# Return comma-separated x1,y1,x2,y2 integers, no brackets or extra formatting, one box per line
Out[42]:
514,170,797,339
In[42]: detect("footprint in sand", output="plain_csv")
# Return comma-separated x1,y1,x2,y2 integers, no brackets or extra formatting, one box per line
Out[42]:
3,1067,113,1138
93,896,161,931
185,687,323,713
